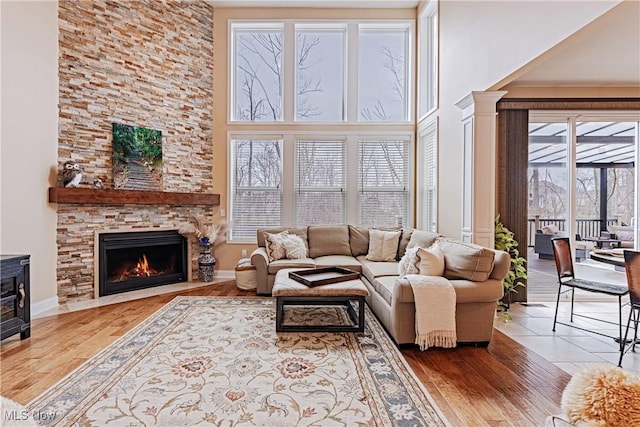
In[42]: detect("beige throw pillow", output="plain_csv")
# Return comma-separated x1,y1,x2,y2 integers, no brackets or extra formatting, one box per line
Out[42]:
417,245,445,276
406,230,440,251
263,231,289,262
283,234,308,259
366,229,402,262
349,225,370,256
308,225,352,258
437,238,495,281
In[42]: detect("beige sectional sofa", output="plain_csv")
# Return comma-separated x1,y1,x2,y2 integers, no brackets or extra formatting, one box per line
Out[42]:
251,224,511,346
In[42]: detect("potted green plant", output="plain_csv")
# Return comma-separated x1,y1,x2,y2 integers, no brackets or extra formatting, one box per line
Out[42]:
494,215,528,320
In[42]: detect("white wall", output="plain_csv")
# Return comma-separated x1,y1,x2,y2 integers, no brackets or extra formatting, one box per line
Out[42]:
1,1,59,310
435,0,620,238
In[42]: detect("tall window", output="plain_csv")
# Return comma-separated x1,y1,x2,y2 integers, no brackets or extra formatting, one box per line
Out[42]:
295,139,345,225
229,20,414,241
296,27,345,121
418,1,438,118
418,121,438,231
229,138,283,240
232,25,283,121
358,24,411,122
358,139,410,226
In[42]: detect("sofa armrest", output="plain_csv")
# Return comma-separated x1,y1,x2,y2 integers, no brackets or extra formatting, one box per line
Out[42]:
250,248,269,292
489,250,511,281
393,277,416,303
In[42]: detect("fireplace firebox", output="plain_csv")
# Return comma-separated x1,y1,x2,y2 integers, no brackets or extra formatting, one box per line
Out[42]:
98,230,188,297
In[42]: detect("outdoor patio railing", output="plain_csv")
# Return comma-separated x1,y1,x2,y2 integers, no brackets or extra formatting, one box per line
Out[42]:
527,217,620,247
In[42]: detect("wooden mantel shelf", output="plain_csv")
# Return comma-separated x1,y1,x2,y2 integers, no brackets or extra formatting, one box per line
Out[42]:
48,187,220,206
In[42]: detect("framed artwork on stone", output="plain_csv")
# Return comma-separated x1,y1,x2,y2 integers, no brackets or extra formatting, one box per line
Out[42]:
112,123,163,191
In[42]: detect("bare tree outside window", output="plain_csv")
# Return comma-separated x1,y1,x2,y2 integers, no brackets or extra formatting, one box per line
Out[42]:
359,140,409,227
234,30,283,121
359,29,408,122
296,30,344,121
295,140,345,225
231,139,283,240
229,22,414,239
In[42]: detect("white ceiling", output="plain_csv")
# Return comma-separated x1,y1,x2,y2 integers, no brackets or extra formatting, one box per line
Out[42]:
206,0,639,88
207,0,419,8
507,1,640,87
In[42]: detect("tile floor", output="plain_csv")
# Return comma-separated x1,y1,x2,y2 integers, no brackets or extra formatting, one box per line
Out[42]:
520,246,640,376
495,299,640,376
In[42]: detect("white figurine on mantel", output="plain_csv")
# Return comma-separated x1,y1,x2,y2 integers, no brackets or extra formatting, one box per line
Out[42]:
61,160,83,187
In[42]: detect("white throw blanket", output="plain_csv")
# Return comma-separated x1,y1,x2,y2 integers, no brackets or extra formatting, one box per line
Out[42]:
405,274,457,350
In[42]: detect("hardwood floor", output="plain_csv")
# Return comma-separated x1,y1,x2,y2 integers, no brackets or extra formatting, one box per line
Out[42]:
0,282,569,426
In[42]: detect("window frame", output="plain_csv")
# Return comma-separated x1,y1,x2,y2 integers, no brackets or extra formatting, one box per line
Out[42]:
417,0,438,120
417,118,438,232
228,136,284,242
226,18,415,243
294,137,347,226
357,136,413,227
357,22,413,123
229,19,414,125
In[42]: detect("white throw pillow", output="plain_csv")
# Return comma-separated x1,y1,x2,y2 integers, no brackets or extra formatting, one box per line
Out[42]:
416,245,445,276
366,229,402,262
398,246,420,277
263,230,289,261
283,234,308,259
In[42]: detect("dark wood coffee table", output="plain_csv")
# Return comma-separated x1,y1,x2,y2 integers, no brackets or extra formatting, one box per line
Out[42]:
272,269,369,333
582,237,621,249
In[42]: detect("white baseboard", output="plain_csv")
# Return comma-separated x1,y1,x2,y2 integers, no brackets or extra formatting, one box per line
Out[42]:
30,296,59,318
216,269,235,280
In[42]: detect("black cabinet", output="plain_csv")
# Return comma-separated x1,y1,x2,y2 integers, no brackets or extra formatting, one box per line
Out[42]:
1,254,31,340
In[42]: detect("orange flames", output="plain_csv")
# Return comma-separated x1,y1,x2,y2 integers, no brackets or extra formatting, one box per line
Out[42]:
115,254,158,281
137,254,151,277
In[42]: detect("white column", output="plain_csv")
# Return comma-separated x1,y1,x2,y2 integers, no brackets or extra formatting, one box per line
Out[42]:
455,91,507,248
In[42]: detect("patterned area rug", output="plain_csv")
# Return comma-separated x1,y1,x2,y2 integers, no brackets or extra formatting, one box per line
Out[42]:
27,297,448,426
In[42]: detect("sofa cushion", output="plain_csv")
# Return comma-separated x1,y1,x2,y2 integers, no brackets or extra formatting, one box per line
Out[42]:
257,227,308,248
308,225,352,258
314,255,362,273
349,225,370,256
267,258,316,274
437,238,495,281
264,230,289,261
372,276,397,305
608,225,635,241
406,230,440,250
358,256,400,283
417,245,445,276
366,229,402,262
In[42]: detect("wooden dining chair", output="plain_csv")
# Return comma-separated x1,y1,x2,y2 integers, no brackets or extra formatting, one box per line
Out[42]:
551,237,629,348
618,250,640,366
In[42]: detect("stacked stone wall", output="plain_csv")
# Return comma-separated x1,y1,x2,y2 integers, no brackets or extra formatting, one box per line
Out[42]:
57,0,214,302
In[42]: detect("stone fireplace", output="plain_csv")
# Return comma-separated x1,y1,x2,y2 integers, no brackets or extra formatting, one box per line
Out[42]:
97,230,188,297
56,205,214,304
54,1,215,304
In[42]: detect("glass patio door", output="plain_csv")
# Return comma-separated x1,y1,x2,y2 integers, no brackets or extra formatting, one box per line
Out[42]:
527,115,639,300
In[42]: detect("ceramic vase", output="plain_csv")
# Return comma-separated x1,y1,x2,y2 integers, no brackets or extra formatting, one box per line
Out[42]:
198,245,216,282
